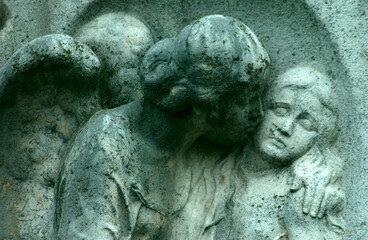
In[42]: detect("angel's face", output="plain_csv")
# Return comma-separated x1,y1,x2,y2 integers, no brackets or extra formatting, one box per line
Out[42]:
201,82,261,146
255,86,321,165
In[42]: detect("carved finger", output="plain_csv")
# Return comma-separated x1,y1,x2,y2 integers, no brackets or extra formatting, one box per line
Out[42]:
310,183,327,218
290,175,303,191
303,183,316,215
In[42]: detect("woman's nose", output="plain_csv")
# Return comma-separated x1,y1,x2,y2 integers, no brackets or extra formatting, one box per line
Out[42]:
278,118,294,136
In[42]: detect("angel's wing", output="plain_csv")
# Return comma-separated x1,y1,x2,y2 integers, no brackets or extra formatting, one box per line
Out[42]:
0,34,102,239
0,13,153,240
74,12,154,108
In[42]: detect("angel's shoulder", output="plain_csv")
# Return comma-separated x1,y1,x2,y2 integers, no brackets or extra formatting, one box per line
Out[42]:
78,102,140,140
65,103,141,171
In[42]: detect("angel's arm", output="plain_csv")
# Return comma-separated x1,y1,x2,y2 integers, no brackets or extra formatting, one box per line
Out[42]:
56,111,141,240
290,147,344,218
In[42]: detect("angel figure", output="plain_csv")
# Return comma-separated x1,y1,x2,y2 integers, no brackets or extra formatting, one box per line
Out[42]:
55,15,270,240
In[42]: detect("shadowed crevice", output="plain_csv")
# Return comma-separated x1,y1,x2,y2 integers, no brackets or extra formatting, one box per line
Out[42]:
0,0,10,30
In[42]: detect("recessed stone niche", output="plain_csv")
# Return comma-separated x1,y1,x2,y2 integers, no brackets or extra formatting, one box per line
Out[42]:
0,1,367,239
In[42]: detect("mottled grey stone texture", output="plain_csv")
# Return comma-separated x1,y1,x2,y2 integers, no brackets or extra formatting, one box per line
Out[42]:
0,0,367,239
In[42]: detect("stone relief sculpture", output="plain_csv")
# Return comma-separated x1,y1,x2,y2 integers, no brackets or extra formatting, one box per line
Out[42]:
0,12,346,240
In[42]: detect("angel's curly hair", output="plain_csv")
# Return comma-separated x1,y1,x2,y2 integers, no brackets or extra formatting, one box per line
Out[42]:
140,15,270,113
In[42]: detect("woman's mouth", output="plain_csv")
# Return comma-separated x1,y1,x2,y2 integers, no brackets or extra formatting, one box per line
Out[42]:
269,137,287,148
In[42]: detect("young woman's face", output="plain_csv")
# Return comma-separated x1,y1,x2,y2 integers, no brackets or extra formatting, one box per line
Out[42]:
255,86,323,165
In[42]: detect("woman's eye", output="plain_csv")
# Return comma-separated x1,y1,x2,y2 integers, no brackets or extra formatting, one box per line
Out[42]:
297,115,317,132
273,107,288,116
270,103,289,116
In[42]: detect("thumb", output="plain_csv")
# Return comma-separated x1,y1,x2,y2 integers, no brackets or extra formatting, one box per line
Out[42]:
290,175,303,191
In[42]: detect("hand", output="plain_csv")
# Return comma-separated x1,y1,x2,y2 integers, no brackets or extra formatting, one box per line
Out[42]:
290,149,334,218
